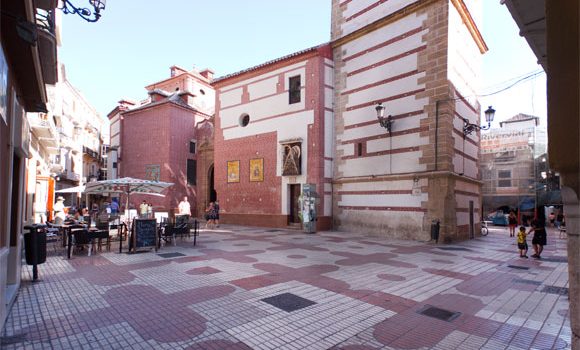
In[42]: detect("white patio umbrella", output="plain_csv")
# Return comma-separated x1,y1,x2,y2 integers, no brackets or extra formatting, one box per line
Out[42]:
85,177,173,222
55,185,86,193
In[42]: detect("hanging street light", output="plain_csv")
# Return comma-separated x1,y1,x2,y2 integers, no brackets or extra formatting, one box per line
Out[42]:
60,0,106,23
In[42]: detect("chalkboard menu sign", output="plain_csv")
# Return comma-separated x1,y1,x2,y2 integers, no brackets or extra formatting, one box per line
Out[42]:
132,218,157,252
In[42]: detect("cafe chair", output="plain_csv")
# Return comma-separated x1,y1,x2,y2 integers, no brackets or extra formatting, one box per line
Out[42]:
71,228,91,256
87,229,110,256
95,221,113,252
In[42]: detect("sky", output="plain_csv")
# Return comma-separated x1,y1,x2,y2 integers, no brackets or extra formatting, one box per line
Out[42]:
58,1,546,128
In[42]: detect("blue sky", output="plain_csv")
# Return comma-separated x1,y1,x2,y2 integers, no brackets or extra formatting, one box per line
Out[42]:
59,1,545,127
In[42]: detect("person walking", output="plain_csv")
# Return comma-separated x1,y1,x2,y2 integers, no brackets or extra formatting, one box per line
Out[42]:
508,211,517,237
528,219,547,259
214,200,220,228
516,226,528,258
205,202,216,229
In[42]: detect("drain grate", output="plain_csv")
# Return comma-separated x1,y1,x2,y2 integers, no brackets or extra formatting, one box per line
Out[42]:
541,257,568,263
438,247,472,251
261,293,316,312
507,265,529,270
157,252,186,259
512,278,542,285
542,285,569,296
0,333,27,345
265,229,281,232
417,305,461,322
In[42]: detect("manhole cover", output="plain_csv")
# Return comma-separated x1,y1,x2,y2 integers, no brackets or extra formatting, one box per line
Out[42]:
541,257,568,263
261,293,316,312
512,278,542,285
157,252,186,259
507,265,529,270
0,333,27,345
437,247,472,251
542,286,568,296
417,305,461,322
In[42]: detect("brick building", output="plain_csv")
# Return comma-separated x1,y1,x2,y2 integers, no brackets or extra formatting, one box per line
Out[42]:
109,66,215,215
213,45,334,229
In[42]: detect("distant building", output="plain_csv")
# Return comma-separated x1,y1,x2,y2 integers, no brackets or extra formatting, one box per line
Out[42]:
480,113,553,221
109,66,214,215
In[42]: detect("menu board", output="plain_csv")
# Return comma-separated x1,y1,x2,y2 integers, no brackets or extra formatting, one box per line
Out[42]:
133,219,157,252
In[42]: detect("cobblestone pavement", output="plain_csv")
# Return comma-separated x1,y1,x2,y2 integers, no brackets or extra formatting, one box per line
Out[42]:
1,225,571,349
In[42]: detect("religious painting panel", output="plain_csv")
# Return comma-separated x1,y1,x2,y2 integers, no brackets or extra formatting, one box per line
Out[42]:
250,158,264,182
227,160,240,183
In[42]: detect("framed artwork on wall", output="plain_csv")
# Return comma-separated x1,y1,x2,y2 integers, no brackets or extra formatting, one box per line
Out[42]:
145,164,160,181
227,160,240,183
249,158,264,182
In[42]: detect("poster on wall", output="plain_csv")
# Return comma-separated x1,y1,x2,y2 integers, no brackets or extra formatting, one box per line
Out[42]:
227,160,240,183
0,48,8,124
249,158,264,182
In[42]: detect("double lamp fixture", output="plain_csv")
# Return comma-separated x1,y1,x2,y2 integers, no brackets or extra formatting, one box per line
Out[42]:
375,102,495,137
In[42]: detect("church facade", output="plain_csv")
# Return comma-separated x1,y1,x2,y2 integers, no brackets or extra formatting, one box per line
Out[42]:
212,0,486,241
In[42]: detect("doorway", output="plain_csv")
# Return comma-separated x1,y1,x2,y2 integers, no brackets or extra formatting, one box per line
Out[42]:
208,165,216,203
289,184,301,224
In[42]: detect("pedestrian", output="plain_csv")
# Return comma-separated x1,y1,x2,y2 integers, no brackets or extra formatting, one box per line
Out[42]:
147,202,153,218
205,202,216,229
549,212,555,227
516,226,528,258
555,211,563,228
528,219,547,259
110,198,119,214
508,211,517,237
178,196,191,216
53,196,66,225
139,200,148,218
214,200,220,228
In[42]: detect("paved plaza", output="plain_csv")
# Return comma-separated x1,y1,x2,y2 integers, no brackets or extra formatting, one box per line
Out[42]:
1,225,571,350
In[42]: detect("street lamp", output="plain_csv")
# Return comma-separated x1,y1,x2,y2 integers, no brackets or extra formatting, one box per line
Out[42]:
375,102,393,134
462,106,496,136
60,0,106,22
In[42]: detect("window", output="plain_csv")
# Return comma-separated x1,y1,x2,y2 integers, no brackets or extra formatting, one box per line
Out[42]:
289,75,301,104
357,143,363,157
187,159,197,185
498,170,511,187
112,162,117,169
189,141,196,154
239,113,250,127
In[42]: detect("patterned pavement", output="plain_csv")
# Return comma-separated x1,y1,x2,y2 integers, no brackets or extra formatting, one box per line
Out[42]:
1,225,571,349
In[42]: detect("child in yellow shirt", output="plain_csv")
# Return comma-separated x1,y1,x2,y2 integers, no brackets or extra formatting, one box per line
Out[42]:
517,226,528,258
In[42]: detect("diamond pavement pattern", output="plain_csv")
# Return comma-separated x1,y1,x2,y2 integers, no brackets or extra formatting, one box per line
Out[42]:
1,225,572,349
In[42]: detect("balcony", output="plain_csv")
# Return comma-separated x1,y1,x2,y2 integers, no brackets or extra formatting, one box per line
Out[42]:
29,113,59,148
36,8,58,85
83,146,99,159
